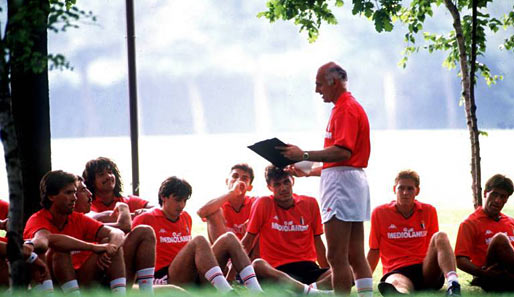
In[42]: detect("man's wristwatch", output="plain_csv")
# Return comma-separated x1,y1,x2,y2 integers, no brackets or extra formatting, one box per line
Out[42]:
302,151,310,160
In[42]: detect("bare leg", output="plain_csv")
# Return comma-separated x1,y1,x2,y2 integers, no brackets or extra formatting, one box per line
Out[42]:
315,270,332,289
206,210,228,244
383,273,414,294
168,236,220,286
252,258,305,292
348,222,372,278
50,251,78,285
123,225,156,287
486,233,514,271
422,232,456,287
211,232,251,271
324,218,353,294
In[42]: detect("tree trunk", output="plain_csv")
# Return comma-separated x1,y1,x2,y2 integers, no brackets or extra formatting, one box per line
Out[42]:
9,0,52,223
0,51,27,289
2,0,52,287
443,0,482,208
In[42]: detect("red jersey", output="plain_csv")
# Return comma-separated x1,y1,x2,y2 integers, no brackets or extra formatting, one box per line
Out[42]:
323,92,370,169
0,200,8,241
246,194,323,268
91,195,148,213
222,196,257,240
24,209,104,270
369,200,438,275
455,207,514,268
133,208,192,271
0,200,8,219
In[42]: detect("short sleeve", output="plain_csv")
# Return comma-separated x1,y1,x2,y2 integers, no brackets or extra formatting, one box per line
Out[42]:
455,221,474,259
427,206,439,238
127,195,149,212
79,214,104,242
246,198,269,235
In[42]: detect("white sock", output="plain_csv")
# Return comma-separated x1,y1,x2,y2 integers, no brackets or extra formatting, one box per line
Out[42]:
204,266,232,293
33,279,54,293
303,284,331,295
446,271,459,285
355,278,373,297
61,280,80,296
239,265,263,292
110,277,126,295
136,267,155,293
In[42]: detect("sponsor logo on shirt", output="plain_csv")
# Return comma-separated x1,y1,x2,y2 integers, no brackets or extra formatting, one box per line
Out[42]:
325,132,332,139
387,227,427,239
273,216,279,220
271,220,309,232
485,230,492,235
388,224,397,229
159,232,192,244
159,228,166,233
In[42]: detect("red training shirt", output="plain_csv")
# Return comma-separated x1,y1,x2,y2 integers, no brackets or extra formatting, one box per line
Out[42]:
0,200,8,220
0,200,8,242
91,195,148,213
24,209,104,270
133,208,192,271
222,196,257,240
323,91,370,169
246,194,323,268
455,207,514,268
369,200,438,275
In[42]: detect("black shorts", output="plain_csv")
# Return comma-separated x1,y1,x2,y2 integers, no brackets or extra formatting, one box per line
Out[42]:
380,263,444,291
155,265,202,286
276,261,329,285
155,266,168,279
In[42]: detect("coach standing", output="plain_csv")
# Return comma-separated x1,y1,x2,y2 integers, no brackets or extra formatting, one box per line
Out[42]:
278,62,373,296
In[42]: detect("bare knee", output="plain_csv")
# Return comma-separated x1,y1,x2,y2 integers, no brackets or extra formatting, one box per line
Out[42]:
252,258,270,276
327,248,349,269
217,232,239,246
491,233,510,246
431,231,451,248
131,224,156,242
191,235,211,249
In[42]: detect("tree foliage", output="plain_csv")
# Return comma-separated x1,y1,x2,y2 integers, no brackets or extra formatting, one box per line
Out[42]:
1,0,95,73
259,0,513,83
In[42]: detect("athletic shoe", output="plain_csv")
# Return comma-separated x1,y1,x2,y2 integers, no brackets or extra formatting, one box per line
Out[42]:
446,281,461,296
377,282,404,296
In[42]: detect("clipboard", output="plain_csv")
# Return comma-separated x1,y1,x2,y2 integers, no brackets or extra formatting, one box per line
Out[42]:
247,138,296,168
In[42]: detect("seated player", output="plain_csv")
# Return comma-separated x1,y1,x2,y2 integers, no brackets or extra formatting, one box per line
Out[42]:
242,165,331,295
455,174,514,292
73,176,156,292
132,176,263,293
82,157,153,214
367,170,460,296
197,163,257,243
0,235,52,291
23,170,127,294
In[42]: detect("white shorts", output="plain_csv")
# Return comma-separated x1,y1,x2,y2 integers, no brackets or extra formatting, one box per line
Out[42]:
320,166,370,223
